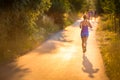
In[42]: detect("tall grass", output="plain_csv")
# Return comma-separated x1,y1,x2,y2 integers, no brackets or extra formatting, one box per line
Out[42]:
97,15,120,80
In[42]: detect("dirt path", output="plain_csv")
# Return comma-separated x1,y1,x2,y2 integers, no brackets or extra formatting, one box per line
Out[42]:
0,19,109,80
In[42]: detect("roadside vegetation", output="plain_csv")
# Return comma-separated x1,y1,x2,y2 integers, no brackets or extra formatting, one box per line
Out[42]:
1,0,120,80
96,0,120,79
97,15,120,80
0,0,86,63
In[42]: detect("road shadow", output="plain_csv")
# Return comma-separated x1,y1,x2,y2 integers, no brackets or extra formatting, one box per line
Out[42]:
34,41,59,54
0,62,30,80
47,31,73,43
82,53,99,78
34,30,73,54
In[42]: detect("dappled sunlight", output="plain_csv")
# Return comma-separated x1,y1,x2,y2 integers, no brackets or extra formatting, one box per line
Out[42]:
91,17,95,22
0,62,30,80
0,17,108,80
64,26,80,36
58,46,77,61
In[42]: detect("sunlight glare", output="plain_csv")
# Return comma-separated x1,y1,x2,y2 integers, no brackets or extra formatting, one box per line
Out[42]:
59,46,76,61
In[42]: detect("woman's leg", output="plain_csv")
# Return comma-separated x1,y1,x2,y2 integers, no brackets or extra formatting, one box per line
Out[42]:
81,37,86,51
84,36,88,49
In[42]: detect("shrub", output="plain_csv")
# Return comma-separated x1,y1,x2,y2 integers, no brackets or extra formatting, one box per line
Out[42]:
97,16,120,80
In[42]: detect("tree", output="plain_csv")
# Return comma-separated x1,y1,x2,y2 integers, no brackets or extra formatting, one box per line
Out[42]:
47,0,71,27
69,0,86,12
0,0,51,60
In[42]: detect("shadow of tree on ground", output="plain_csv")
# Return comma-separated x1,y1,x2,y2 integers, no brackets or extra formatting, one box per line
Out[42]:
0,62,30,80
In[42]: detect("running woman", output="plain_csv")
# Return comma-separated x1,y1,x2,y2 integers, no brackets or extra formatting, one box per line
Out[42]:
80,15,93,53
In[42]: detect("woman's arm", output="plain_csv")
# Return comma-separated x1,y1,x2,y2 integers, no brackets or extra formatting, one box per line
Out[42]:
88,21,92,28
87,21,93,31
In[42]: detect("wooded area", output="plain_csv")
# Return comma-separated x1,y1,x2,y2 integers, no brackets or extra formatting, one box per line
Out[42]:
0,0,120,80
96,0,120,80
96,0,120,33
0,0,87,62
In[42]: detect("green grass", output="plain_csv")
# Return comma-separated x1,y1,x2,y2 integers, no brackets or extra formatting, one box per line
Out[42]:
97,16,120,80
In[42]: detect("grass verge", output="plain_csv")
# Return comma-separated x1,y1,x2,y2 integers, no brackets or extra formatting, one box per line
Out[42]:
97,16,120,80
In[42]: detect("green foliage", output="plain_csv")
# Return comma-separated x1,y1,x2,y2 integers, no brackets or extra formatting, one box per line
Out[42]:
94,0,104,14
51,0,71,13
102,0,115,14
97,17,120,80
47,0,88,27
100,15,113,31
97,0,120,78
0,0,96,63
96,0,120,15
69,0,85,12
0,0,52,62
36,16,60,36
47,0,71,27
106,38,120,80
113,0,120,15
64,12,79,26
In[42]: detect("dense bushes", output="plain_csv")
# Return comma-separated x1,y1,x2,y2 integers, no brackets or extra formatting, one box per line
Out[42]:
96,0,120,79
47,0,87,28
0,0,52,62
0,0,90,63
97,16,120,80
46,0,71,28
95,0,120,33
0,11,60,62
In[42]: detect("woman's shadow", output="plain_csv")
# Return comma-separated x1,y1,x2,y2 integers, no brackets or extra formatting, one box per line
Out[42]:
82,53,99,78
